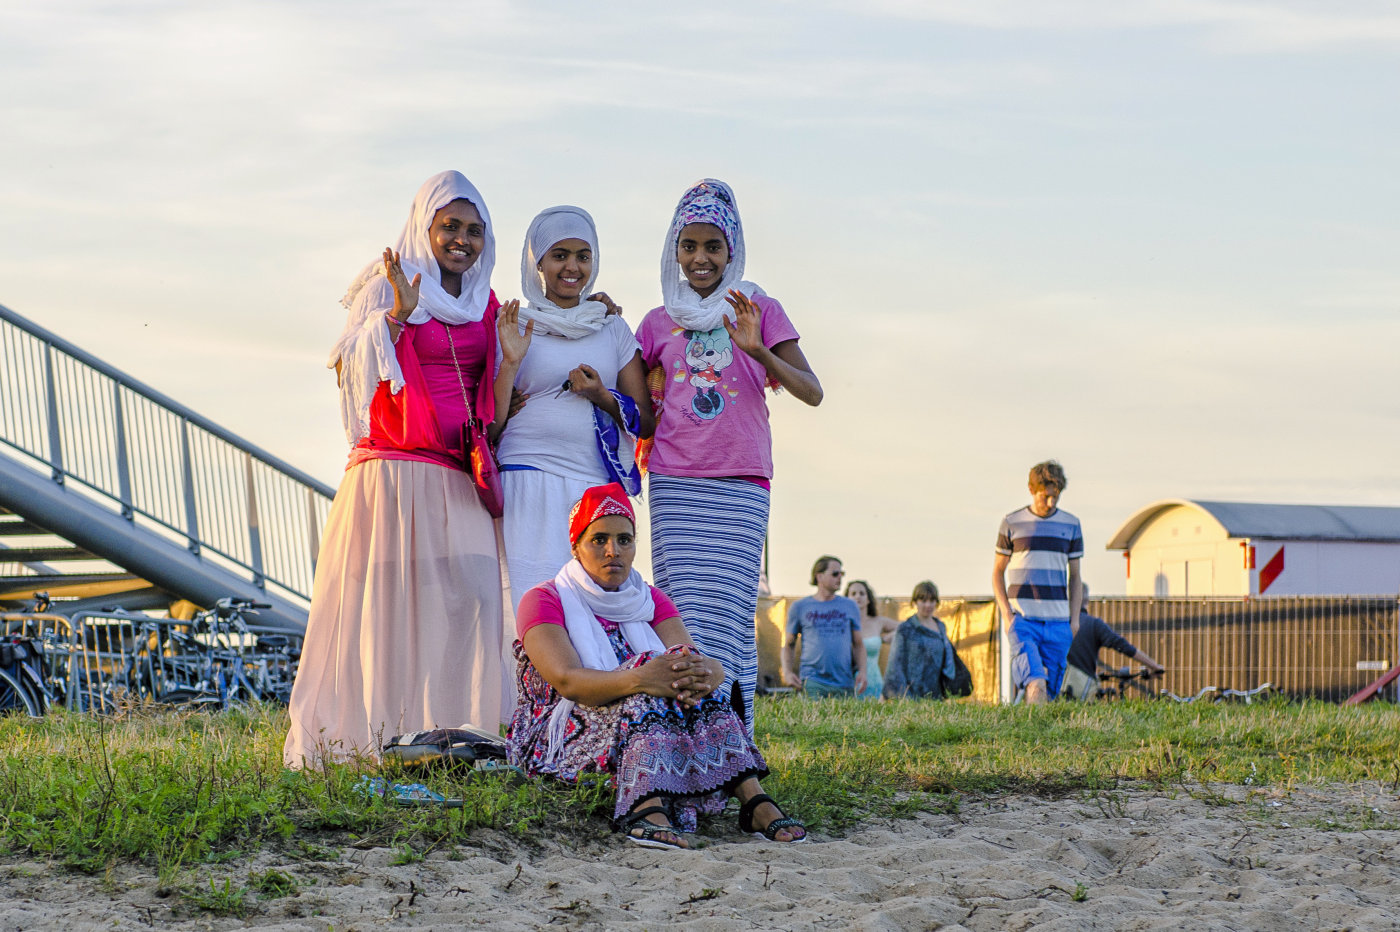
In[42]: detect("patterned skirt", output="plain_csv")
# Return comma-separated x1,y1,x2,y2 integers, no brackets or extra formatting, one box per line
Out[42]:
506,632,767,831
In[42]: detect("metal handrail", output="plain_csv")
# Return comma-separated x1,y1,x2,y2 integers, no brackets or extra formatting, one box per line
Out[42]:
0,303,334,607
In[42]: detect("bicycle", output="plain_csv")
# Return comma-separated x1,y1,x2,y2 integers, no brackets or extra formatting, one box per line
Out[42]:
1094,664,1165,700
153,598,298,709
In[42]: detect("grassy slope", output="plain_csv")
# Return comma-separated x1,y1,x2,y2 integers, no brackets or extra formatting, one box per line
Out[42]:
0,696,1396,883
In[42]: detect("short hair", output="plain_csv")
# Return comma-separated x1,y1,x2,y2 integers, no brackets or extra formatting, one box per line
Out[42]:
1028,460,1067,493
845,579,878,618
810,555,841,586
911,580,940,605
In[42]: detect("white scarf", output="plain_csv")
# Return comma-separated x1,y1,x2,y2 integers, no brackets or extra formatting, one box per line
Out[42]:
660,178,764,333
518,206,610,340
328,171,497,444
542,559,663,765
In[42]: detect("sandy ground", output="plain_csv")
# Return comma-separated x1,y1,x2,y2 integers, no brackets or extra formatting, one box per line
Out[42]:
2,784,1398,931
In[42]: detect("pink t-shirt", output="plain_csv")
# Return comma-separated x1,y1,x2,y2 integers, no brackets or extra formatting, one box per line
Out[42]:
636,294,800,479
516,581,681,639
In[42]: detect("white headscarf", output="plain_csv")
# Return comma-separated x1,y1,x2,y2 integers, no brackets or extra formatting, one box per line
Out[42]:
541,558,663,765
660,178,764,333
328,171,497,444
518,206,610,339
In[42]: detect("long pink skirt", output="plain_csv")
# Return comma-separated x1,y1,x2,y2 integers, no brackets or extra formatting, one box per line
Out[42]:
283,458,510,768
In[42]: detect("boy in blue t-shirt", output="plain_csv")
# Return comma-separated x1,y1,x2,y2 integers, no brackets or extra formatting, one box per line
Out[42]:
782,555,867,697
992,460,1083,705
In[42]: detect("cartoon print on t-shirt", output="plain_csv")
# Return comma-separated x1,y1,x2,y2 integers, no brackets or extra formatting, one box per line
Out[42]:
683,327,733,420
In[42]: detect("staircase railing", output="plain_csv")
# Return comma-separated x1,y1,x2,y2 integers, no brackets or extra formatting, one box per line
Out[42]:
0,303,335,609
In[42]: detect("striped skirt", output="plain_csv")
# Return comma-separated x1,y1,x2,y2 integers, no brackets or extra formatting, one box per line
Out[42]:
647,474,769,735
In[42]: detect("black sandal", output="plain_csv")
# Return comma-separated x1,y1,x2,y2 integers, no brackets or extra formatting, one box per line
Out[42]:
622,803,688,850
738,793,808,844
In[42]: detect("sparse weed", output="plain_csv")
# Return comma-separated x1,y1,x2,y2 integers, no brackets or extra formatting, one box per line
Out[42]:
183,875,250,917
249,867,299,899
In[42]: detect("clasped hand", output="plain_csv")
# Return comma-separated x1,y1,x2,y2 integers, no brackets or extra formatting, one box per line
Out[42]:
637,646,724,708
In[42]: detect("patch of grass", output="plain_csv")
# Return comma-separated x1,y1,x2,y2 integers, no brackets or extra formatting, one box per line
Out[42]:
388,845,424,866
182,875,251,917
249,867,299,899
0,695,1395,872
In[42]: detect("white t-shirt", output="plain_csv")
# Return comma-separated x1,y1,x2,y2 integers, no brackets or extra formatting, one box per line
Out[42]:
496,316,641,482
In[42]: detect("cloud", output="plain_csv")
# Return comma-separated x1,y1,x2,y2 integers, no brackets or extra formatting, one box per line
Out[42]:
838,0,1400,51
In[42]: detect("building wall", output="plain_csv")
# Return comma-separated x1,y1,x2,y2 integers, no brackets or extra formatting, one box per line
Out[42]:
1247,540,1400,596
1123,504,1400,596
1123,504,1248,596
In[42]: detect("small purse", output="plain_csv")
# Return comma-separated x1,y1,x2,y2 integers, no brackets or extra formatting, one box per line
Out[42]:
445,325,504,518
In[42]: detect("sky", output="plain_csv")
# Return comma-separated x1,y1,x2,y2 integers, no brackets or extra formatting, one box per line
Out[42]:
2,0,1397,599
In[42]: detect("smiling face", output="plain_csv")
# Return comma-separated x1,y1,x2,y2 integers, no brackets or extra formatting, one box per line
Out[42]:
429,199,486,293
676,222,730,298
537,237,592,308
572,514,636,590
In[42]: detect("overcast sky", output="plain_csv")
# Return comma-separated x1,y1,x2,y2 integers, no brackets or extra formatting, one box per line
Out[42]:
2,0,1397,598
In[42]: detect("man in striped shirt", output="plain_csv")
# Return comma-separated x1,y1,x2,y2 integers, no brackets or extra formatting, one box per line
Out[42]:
992,461,1083,705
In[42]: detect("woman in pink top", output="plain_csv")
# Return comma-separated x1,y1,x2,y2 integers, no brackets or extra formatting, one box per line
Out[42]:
284,171,531,767
637,179,823,735
506,483,805,849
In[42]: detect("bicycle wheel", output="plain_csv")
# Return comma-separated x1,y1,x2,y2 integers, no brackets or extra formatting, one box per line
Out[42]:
71,686,118,715
0,668,41,717
156,688,222,710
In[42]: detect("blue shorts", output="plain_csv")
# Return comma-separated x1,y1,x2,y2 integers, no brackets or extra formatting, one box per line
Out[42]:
1010,615,1073,695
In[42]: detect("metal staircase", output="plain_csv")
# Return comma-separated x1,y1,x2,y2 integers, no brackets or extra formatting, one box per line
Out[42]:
0,303,334,630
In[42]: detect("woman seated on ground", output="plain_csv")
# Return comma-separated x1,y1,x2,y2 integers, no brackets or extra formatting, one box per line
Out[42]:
846,579,898,699
506,483,806,850
883,580,955,700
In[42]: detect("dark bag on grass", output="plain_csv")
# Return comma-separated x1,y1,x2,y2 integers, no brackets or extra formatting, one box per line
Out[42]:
941,644,974,698
382,725,509,768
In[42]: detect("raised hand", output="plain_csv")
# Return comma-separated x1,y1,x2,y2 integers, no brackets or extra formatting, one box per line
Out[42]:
586,291,623,317
722,289,764,357
382,247,421,321
496,299,533,366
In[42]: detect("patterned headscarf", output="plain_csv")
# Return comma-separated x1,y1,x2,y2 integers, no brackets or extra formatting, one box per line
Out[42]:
659,178,764,332
567,482,635,544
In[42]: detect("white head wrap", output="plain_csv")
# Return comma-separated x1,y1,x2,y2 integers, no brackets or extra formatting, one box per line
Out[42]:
541,558,663,765
660,178,764,332
328,170,497,445
518,206,609,339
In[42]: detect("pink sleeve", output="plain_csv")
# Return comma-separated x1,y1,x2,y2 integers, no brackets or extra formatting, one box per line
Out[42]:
757,295,800,348
638,308,664,368
650,586,681,627
517,582,565,638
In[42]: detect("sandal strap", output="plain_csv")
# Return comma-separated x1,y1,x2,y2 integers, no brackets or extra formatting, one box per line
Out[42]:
623,804,672,828
737,793,777,833
758,815,806,841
